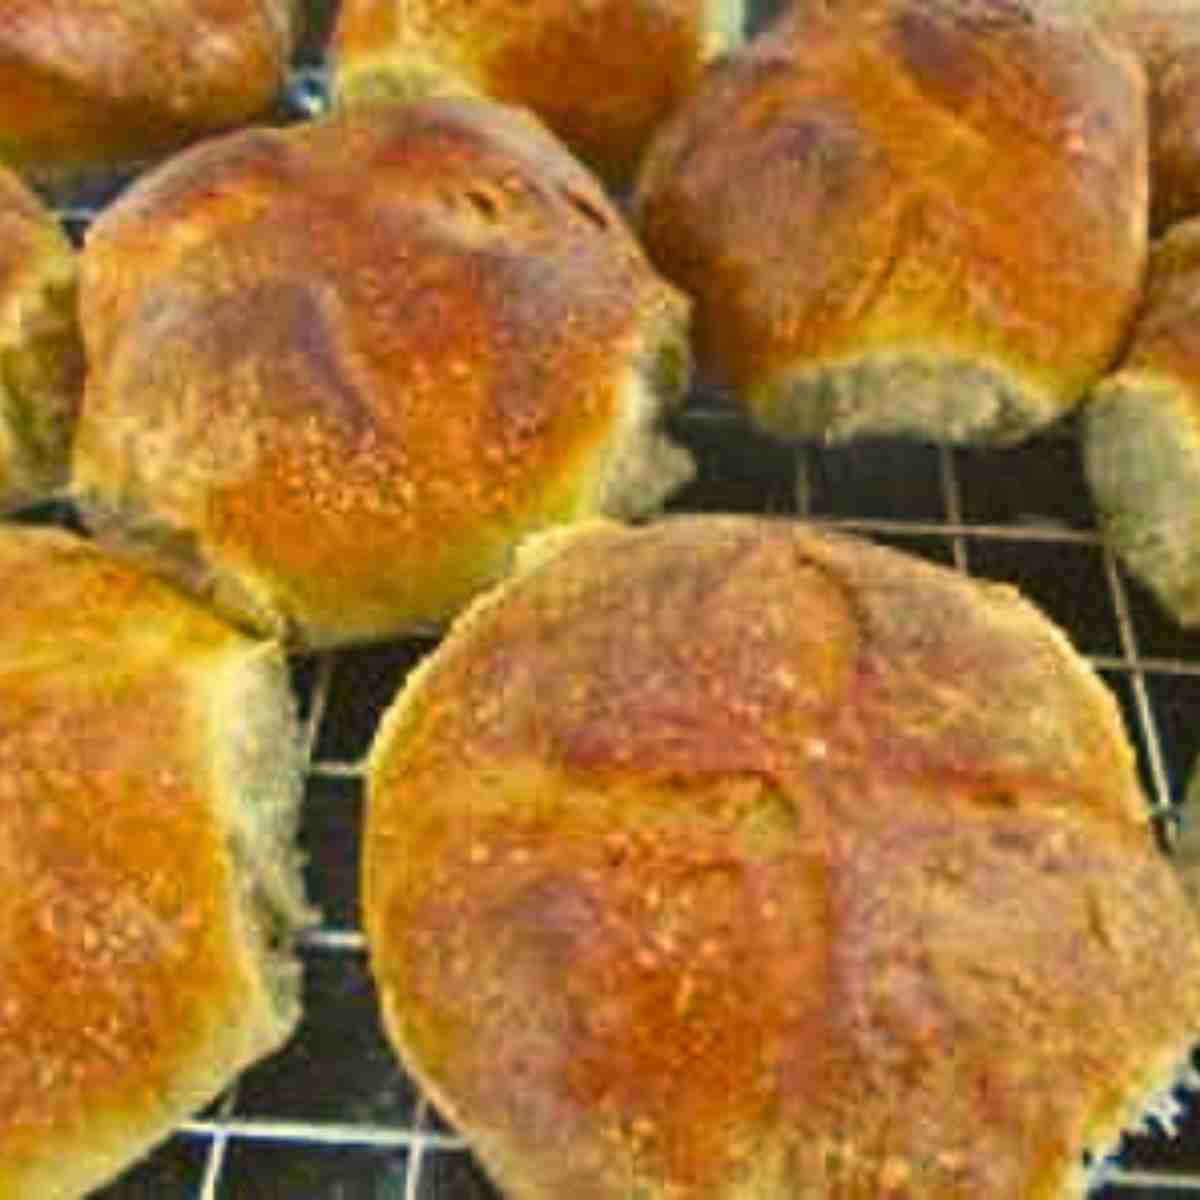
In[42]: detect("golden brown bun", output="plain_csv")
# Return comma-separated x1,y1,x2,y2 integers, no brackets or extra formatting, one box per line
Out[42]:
71,100,694,650
0,0,297,184
634,0,1148,445
366,514,1200,1200
1085,217,1200,625
0,165,82,512
0,524,311,1200
331,0,746,182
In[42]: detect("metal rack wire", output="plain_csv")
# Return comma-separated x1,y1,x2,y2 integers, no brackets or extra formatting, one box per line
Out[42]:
26,1,1200,1196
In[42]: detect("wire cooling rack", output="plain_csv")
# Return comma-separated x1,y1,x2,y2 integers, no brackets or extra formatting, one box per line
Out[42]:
20,1,1200,1196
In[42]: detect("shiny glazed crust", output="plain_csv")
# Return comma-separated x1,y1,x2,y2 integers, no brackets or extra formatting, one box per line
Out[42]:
1085,216,1200,625
0,0,297,182
331,0,746,181
634,0,1148,444
71,100,693,650
365,515,1200,1199
0,526,310,1199
0,165,82,511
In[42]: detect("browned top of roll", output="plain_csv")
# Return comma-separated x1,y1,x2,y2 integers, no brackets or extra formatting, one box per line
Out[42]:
366,515,1200,1199
634,0,1146,417
74,100,688,647
0,525,303,1199
0,0,297,180
331,0,743,181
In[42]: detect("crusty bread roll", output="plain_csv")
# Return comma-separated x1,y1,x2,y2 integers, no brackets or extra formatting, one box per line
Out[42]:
0,164,82,513
0,524,311,1200
0,0,298,186
634,0,1148,445
330,0,746,181
365,514,1200,1200
1085,216,1200,625
71,99,694,651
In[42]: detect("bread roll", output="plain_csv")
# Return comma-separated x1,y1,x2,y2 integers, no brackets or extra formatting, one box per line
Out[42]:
0,165,82,513
71,99,694,650
0,0,298,186
0,524,311,1200
634,0,1148,445
330,0,746,182
1085,216,1200,625
365,514,1200,1200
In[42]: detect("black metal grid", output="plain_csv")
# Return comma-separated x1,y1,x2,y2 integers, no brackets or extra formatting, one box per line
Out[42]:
15,0,1200,1195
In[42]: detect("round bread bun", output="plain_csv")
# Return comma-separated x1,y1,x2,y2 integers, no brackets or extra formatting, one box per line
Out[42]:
1085,216,1200,626
70,99,695,651
365,514,1200,1199
633,0,1148,445
0,524,311,1200
0,165,82,513
0,0,298,187
330,0,746,182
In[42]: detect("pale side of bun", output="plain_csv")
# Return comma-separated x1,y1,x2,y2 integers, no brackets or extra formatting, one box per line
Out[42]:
1085,216,1200,625
0,0,298,185
634,0,1148,445
365,514,1200,1200
330,0,746,181
71,100,694,650
0,166,82,512
0,525,312,1199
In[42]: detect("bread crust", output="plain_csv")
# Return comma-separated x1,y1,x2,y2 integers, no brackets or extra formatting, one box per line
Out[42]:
0,525,309,1199
0,165,82,512
1085,216,1200,625
366,515,1200,1199
1152,41,1200,229
1089,0,1200,229
71,101,693,649
634,0,1148,444
0,0,297,182
331,0,745,181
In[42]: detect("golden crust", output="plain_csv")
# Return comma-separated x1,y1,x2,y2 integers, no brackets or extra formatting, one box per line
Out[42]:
0,164,82,511
634,0,1148,443
0,525,303,1199
331,0,745,181
72,101,691,649
366,515,1200,1200
0,0,297,181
